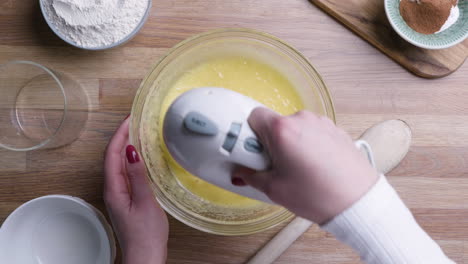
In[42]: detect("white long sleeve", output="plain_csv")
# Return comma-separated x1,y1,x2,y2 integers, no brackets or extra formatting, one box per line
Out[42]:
321,176,454,264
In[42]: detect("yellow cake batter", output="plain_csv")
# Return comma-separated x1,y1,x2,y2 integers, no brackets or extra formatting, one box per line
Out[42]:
159,55,304,207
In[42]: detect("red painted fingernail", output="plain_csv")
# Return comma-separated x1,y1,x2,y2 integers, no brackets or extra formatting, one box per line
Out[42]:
126,145,140,164
232,177,246,186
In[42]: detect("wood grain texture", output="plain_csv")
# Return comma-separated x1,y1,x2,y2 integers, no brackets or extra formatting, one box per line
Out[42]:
1,0,467,263
309,0,468,78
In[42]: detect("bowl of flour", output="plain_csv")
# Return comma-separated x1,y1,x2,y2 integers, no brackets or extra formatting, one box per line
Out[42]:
40,0,151,50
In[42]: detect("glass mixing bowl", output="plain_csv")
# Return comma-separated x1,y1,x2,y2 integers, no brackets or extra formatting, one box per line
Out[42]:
130,28,335,235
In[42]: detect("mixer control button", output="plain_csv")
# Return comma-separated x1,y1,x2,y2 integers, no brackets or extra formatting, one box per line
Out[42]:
222,123,242,152
244,138,264,153
183,112,218,136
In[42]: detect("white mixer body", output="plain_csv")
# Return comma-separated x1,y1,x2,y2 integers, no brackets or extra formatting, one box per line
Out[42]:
163,87,273,203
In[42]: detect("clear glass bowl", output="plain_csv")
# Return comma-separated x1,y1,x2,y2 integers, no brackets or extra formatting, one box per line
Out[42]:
130,28,335,235
0,61,88,151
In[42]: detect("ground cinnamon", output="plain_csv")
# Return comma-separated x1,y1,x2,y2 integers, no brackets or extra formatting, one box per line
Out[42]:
400,0,457,34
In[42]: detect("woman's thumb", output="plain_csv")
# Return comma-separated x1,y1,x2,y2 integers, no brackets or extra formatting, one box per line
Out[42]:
248,107,280,150
125,145,153,203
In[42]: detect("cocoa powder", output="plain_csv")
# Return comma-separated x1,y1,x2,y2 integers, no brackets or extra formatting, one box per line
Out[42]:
400,0,457,34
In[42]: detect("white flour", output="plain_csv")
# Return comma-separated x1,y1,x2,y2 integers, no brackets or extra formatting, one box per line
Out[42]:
41,0,149,48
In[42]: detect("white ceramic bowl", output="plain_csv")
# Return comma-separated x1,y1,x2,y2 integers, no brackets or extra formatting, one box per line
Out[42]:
39,0,152,50
0,195,116,264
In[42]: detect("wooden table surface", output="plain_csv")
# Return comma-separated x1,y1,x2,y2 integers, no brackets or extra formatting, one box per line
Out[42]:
1,0,468,263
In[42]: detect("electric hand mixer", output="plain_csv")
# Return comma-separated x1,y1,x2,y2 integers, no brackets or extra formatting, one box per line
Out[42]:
163,87,375,204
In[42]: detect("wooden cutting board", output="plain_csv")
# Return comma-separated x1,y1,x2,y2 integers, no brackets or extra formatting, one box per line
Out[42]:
309,0,468,79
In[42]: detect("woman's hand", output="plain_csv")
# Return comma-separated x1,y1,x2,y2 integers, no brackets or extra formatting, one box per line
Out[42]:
234,108,379,224
104,117,169,264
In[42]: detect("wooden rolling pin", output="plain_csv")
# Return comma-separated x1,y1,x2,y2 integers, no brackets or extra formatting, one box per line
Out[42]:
246,120,412,264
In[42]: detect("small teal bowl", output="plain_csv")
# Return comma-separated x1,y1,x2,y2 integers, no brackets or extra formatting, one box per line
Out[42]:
385,0,468,49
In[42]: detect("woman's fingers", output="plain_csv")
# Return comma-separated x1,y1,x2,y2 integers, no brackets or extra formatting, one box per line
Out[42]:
104,117,131,200
248,107,280,151
106,117,131,156
125,145,155,206
241,171,273,194
232,166,273,194
232,167,256,186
